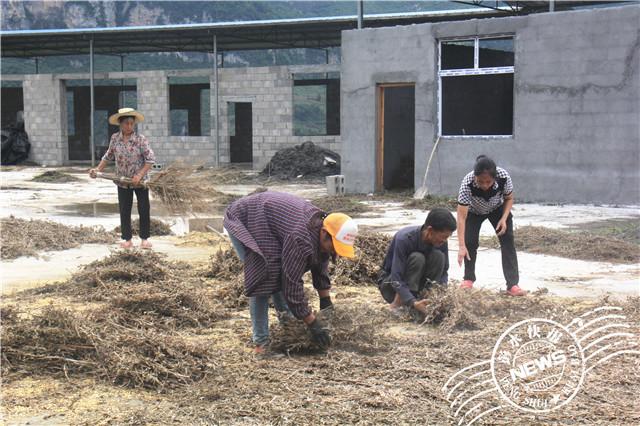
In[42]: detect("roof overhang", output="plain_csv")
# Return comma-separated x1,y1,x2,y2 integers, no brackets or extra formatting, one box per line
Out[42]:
1,8,511,58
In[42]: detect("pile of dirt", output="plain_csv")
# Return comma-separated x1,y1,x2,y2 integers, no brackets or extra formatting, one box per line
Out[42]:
0,216,116,259
31,170,79,183
261,141,340,180
113,218,173,236
269,303,391,355
311,195,372,217
482,225,640,264
404,195,458,211
1,306,213,390
330,231,392,286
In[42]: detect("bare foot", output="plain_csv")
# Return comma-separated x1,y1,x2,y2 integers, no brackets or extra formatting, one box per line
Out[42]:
120,240,133,249
140,240,153,249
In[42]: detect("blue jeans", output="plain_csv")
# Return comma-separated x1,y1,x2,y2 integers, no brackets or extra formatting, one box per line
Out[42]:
227,229,292,346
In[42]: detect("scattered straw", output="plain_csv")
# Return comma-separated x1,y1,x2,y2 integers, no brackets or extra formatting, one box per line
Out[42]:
311,195,372,217
269,303,391,355
113,218,173,237
404,194,458,211
31,170,79,183
0,216,116,259
330,232,392,286
482,225,640,264
1,306,214,390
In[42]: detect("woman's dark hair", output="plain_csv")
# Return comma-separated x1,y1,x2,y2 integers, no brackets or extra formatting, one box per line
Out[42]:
474,155,497,178
423,208,457,232
118,115,135,124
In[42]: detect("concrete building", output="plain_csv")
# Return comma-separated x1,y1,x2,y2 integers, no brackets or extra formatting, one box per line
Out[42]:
341,4,640,204
2,3,638,204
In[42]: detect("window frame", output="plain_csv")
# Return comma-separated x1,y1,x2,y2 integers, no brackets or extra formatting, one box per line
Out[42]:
291,73,340,137
438,35,515,139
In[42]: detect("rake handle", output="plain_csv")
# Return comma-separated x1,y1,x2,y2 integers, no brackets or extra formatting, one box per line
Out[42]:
96,172,148,189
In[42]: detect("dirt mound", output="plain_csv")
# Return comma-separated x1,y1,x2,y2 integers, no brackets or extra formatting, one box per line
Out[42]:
261,141,340,180
269,303,391,355
113,218,173,236
482,225,640,264
31,170,79,183
330,232,392,286
1,306,213,390
0,216,116,259
311,196,372,217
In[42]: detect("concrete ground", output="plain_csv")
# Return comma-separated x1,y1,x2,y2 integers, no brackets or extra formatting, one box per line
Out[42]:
1,166,638,299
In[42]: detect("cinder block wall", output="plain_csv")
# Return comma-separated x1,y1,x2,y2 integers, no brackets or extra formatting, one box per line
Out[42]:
341,5,640,204
5,64,341,170
22,75,67,166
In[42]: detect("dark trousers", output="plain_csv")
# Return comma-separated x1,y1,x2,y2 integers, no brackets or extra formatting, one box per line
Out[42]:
117,186,151,241
464,205,519,288
378,250,445,303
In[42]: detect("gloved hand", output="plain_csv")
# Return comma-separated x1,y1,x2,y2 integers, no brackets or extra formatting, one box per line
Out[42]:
319,296,333,311
308,317,331,348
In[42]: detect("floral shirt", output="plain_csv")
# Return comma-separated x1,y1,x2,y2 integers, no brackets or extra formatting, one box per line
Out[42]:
102,131,155,188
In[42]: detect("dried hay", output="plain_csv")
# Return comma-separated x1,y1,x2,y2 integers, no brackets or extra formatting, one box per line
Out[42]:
311,195,372,217
45,251,226,328
113,217,173,236
204,249,246,309
1,306,213,390
417,285,479,331
177,231,228,247
0,216,116,259
404,194,458,211
330,231,392,286
269,303,391,355
31,170,79,183
482,225,640,264
206,248,243,280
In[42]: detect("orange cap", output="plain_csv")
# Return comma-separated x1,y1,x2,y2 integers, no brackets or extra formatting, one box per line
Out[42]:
323,213,358,258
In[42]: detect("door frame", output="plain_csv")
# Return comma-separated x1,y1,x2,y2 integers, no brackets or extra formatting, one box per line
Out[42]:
376,83,416,192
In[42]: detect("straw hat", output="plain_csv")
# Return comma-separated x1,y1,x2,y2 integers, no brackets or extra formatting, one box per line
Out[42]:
108,107,145,125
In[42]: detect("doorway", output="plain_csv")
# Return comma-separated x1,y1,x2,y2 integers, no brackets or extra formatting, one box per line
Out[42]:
66,81,137,161
376,84,415,192
228,102,253,164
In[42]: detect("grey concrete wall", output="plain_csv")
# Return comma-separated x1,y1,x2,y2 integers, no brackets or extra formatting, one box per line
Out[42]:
4,64,340,169
22,75,67,165
341,5,640,204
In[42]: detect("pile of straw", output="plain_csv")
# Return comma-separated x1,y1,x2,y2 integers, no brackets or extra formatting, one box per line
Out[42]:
269,303,391,355
0,216,116,259
1,306,214,390
330,231,392,286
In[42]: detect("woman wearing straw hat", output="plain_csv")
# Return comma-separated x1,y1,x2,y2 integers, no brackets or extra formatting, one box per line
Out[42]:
89,108,156,249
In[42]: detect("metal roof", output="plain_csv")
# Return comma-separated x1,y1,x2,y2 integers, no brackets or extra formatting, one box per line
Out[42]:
1,8,510,58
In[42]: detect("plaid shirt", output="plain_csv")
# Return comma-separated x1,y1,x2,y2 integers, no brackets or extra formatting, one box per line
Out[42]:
223,192,331,319
458,167,513,215
102,131,155,188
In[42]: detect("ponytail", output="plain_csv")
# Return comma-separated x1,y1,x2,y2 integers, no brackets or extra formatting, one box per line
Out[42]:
474,155,497,178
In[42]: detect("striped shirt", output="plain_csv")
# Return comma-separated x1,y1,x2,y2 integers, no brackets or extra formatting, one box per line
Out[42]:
102,131,155,188
223,191,331,319
458,167,513,215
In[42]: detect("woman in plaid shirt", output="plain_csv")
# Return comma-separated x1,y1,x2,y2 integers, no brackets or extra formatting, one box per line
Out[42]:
456,155,526,296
